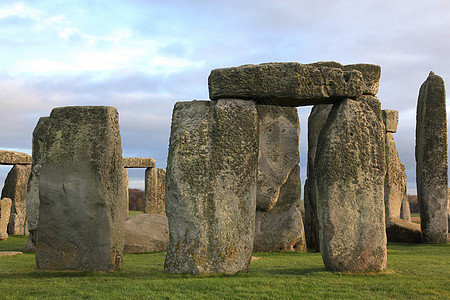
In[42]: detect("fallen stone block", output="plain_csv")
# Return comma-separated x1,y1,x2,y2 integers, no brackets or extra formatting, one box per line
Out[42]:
386,217,421,243
124,213,169,253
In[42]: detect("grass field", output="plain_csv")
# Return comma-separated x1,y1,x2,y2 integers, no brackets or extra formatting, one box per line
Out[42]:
0,236,448,299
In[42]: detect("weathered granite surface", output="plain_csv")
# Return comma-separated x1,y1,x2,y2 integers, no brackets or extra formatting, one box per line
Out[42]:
25,116,49,252
124,213,169,253
386,217,421,243
209,62,364,106
1,164,31,235
0,198,12,240
416,72,448,244
144,168,166,215
384,132,404,219
123,157,156,168
316,96,387,272
0,150,31,165
399,164,410,221
304,104,333,251
36,106,127,271
164,100,258,274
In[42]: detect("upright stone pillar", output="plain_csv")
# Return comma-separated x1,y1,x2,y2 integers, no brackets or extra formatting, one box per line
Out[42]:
36,106,126,271
399,164,411,221
304,104,332,251
254,105,306,252
25,116,49,252
164,100,258,274
1,164,31,235
0,198,12,240
383,110,405,220
144,168,166,215
316,96,387,272
416,72,448,244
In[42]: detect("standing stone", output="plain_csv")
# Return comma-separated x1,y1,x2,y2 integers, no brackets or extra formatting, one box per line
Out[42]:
304,104,333,251
164,100,258,274
36,106,126,271
254,165,307,251
0,198,12,240
416,72,448,244
384,134,404,219
24,116,49,252
316,96,387,272
1,164,31,235
254,105,306,252
399,164,411,221
144,168,166,215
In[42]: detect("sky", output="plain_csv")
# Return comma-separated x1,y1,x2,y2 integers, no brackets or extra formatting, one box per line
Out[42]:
0,0,449,194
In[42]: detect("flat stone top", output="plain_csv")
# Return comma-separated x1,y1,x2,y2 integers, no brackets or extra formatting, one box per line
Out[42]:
0,251,23,257
123,157,156,168
0,150,32,165
208,62,381,107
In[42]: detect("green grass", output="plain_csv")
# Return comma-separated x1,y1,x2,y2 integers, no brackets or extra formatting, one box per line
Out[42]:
0,236,449,299
128,210,143,216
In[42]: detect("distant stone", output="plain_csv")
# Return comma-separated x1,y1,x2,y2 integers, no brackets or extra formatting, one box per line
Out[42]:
399,164,411,221
1,164,31,235
0,198,12,241
164,100,258,274
384,132,405,219
386,217,421,243
310,62,381,95
254,166,307,252
316,96,387,272
382,110,399,133
304,104,333,251
144,168,166,215
416,72,448,244
256,105,300,211
25,116,49,252
36,106,127,271
208,62,364,106
123,157,156,168
0,150,31,165
124,213,169,253
0,251,22,257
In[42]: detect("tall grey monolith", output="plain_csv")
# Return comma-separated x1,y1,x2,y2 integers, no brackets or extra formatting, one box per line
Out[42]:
36,106,127,271
304,104,333,251
24,116,49,252
416,72,448,244
1,164,31,235
254,105,306,252
144,168,166,215
316,96,387,272
164,100,258,274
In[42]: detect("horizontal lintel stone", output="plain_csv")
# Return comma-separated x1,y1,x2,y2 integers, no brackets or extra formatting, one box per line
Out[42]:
123,157,156,168
0,150,32,165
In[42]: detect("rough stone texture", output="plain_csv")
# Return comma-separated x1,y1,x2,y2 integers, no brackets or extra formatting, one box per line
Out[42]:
123,157,156,168
256,105,300,211
25,116,49,252
384,132,404,220
35,106,127,271
304,104,333,251
316,96,387,272
209,62,364,106
416,72,448,244
382,110,399,133
448,188,450,232
0,198,12,240
164,100,258,274
124,213,169,253
124,168,129,217
254,165,307,252
0,150,31,165
386,217,421,243
399,164,411,221
309,62,381,95
1,164,31,235
144,168,166,215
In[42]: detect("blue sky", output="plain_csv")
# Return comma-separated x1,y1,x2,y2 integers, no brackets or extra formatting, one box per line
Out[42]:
0,0,449,193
